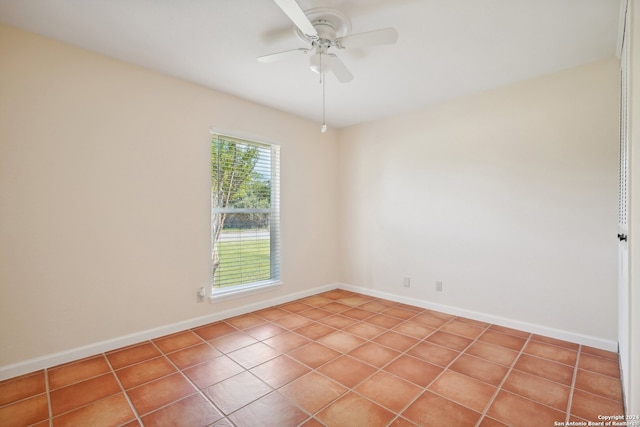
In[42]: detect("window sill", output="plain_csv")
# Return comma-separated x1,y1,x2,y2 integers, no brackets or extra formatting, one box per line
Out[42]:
209,280,282,303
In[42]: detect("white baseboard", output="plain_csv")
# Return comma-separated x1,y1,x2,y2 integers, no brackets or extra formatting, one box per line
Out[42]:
0,283,338,381
337,283,618,352
1,281,618,381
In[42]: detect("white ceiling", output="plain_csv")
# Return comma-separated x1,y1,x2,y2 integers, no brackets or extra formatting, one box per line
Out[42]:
0,0,623,128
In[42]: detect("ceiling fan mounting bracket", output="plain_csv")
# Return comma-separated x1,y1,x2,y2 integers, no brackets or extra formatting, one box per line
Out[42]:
295,7,351,46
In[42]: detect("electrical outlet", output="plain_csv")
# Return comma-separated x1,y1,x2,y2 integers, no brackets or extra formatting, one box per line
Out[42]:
403,277,411,288
197,286,206,302
436,281,443,292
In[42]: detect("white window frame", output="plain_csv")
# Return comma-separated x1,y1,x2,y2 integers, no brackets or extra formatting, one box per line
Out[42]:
209,133,281,301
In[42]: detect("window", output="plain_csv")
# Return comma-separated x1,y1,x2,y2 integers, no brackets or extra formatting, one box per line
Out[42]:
210,133,280,295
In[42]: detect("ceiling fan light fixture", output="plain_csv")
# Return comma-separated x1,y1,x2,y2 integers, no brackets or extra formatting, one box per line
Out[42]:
309,52,331,74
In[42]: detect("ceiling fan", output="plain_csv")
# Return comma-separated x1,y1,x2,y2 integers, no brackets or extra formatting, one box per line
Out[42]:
258,0,399,83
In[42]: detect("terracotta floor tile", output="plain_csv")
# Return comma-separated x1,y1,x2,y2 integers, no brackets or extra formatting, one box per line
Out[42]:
366,314,405,329
227,342,280,369
449,354,509,386
263,331,310,353
0,370,45,406
299,295,333,307
383,307,418,320
355,371,422,413
152,330,203,354
106,342,161,369
228,391,308,427
0,291,624,427
340,295,374,307
478,416,510,427
464,341,518,367
570,389,625,421
429,370,496,412
141,393,223,427
531,334,580,351
488,324,531,338
402,391,481,427
426,310,456,321
250,354,310,388
49,355,111,390
487,391,565,427
280,371,347,414
410,313,448,328
501,369,570,411
384,355,443,387
513,353,575,386
321,302,351,313
320,314,357,329
166,342,222,369
317,392,395,427
127,373,196,416
52,393,135,427
321,289,355,300
407,341,459,367
192,322,237,341
578,353,621,378
373,331,418,352
183,355,244,389
454,317,490,328
345,322,386,339
273,313,313,329
50,372,121,416
203,371,272,415
392,321,435,339
318,355,377,388
289,342,341,368
581,346,618,361
360,300,395,313
254,307,289,321
209,331,258,353
478,330,527,352
279,301,312,313
426,330,473,351
342,307,375,320
523,341,578,366
349,342,401,368
245,322,286,340
0,394,49,427
574,369,623,401
388,417,418,426
441,320,485,339
317,331,365,353
294,322,335,340
298,307,333,320
299,417,326,427
225,313,266,330
116,356,176,389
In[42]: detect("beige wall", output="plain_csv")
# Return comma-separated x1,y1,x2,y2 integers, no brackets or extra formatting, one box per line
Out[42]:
338,58,619,344
0,24,340,367
0,22,623,376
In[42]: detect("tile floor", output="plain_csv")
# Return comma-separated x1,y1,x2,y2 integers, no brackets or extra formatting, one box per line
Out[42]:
0,289,625,427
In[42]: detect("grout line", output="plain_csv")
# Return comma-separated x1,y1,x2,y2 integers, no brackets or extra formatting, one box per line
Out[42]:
146,339,237,426
104,351,142,425
565,344,581,424
474,333,533,427
44,368,53,427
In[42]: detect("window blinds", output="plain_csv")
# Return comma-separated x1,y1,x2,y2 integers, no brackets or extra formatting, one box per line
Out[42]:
211,134,280,289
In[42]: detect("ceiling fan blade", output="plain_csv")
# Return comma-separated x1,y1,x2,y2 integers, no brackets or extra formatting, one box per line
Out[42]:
329,54,354,83
337,27,398,49
273,0,318,38
257,48,310,63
